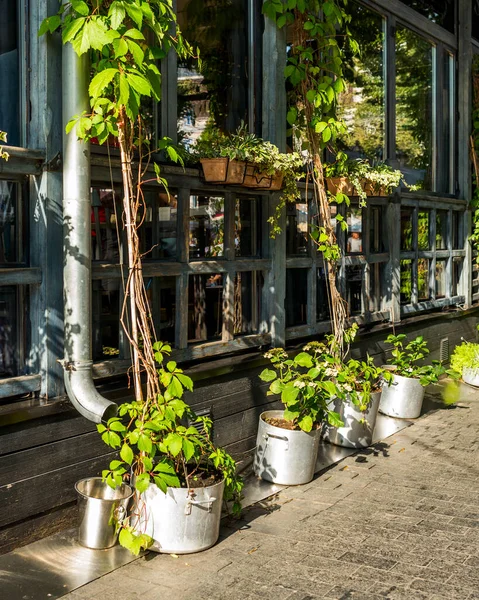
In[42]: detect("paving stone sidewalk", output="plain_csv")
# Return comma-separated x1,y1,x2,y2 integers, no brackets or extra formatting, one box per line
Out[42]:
66,388,479,600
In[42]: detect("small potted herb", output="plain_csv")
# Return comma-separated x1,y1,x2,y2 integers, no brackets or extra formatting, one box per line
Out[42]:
450,338,479,387
98,341,242,555
324,153,405,206
256,346,343,485
379,334,444,419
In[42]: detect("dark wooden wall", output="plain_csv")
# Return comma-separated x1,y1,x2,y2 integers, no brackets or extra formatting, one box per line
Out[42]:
0,309,477,555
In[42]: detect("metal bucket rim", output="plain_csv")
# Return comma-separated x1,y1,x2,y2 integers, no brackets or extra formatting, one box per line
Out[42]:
154,477,225,497
75,476,134,502
259,410,320,436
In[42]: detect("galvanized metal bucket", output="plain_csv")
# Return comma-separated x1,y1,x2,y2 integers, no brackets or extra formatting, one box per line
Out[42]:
379,373,425,419
323,391,381,449
463,367,479,387
134,479,225,554
75,477,133,549
253,410,321,485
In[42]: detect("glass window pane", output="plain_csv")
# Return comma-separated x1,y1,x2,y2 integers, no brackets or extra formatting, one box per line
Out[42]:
452,211,464,249
286,269,307,327
286,202,308,256
370,263,387,312
235,197,259,257
234,271,261,335
418,210,430,251
189,195,224,259
91,188,121,262
177,0,250,148
400,259,412,304
400,208,413,251
442,52,454,194
347,208,363,254
92,279,120,361
396,27,433,190
452,257,463,296
418,258,430,301
0,181,25,264
0,2,20,146
339,2,385,161
317,267,330,322
143,190,178,260
399,0,455,33
370,206,386,253
151,276,176,344
435,260,447,299
188,273,223,342
346,266,363,315
0,286,24,377
436,210,448,250
474,2,479,42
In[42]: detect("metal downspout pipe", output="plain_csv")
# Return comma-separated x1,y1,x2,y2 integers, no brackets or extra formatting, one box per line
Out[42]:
61,39,117,424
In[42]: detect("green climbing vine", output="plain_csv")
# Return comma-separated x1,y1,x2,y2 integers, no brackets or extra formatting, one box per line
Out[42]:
263,0,357,345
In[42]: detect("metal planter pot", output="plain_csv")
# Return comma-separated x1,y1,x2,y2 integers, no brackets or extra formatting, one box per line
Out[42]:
379,373,425,419
134,479,225,554
463,367,479,387
253,410,321,485
323,391,381,449
75,477,133,549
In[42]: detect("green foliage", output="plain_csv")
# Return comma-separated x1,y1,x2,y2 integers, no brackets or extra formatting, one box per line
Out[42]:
193,124,304,238
260,325,391,431
324,153,406,207
385,334,444,386
450,341,479,376
97,341,243,554
0,131,8,161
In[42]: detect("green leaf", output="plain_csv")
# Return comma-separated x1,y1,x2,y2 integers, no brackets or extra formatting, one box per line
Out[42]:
120,443,134,465
167,376,184,399
281,385,300,406
38,15,61,36
294,352,313,368
182,438,195,461
260,368,277,382
110,420,126,432
127,39,145,66
126,72,151,97
124,28,145,40
101,430,121,448
269,379,283,394
71,0,90,16
167,360,176,372
138,433,152,454
109,1,126,29
113,37,128,58
298,415,313,432
119,73,130,106
124,3,143,28
177,373,193,392
89,68,118,99
135,472,150,493
167,433,183,457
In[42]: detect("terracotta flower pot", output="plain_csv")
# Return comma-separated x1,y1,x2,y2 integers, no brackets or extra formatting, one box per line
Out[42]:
200,158,246,184
242,164,283,189
325,177,387,197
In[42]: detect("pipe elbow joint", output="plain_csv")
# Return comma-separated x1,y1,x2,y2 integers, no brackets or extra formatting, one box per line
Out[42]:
62,360,118,424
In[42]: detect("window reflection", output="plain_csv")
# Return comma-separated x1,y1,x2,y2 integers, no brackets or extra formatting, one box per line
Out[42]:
339,2,385,161
400,208,413,251
188,273,223,341
400,259,412,304
234,271,261,335
418,210,430,251
92,279,120,361
317,267,330,322
435,260,446,299
177,0,249,148
286,202,308,256
347,208,362,254
452,211,464,249
235,197,259,257
399,0,455,34
0,286,20,377
452,257,463,296
396,27,433,190
0,2,19,146
370,206,386,253
189,195,224,259
286,269,307,327
346,266,363,315
143,191,178,260
436,210,448,250
418,258,430,301
91,188,121,262
0,181,24,264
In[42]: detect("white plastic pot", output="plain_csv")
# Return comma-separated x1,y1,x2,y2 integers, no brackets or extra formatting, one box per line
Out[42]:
462,367,479,387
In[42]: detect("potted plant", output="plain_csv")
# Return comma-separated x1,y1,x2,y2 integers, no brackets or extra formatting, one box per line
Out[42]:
256,345,343,486
322,327,392,448
450,338,479,387
98,341,243,555
195,127,249,185
324,153,405,206
379,334,444,419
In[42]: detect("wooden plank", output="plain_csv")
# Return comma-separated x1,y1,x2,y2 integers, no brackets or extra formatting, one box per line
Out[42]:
0,268,42,286
0,504,78,556
0,454,115,528
401,295,465,315
174,334,271,362
0,431,112,487
0,375,41,399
